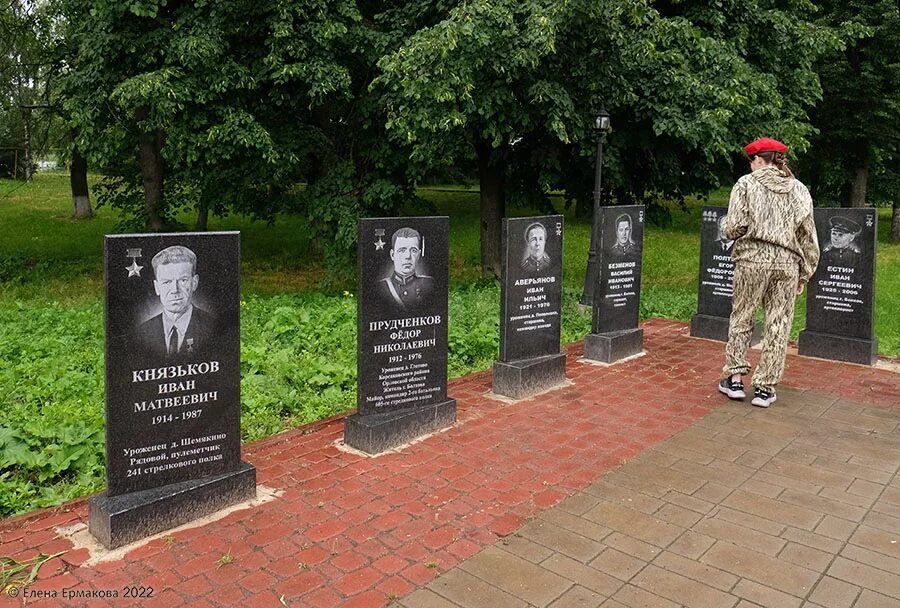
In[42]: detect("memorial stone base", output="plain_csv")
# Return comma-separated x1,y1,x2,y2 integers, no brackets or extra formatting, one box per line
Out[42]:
584,328,644,363
345,399,456,454
798,330,878,366
89,462,256,549
690,314,762,345
493,353,566,400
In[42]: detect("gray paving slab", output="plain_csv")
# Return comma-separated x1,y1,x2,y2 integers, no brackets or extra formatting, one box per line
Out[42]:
408,388,900,607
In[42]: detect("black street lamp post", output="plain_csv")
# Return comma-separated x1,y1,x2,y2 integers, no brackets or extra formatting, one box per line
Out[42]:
580,107,612,306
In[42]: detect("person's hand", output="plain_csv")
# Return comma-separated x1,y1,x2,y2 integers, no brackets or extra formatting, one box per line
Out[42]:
796,282,805,295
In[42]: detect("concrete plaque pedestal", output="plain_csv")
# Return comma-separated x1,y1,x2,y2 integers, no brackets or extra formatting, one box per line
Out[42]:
350,217,456,454
798,330,877,366
584,205,645,365
493,353,566,400
584,328,643,363
89,462,256,549
344,399,456,454
495,216,567,399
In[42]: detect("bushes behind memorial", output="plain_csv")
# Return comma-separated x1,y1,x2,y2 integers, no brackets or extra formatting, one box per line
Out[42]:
0,283,600,516
2,177,899,516
0,303,106,514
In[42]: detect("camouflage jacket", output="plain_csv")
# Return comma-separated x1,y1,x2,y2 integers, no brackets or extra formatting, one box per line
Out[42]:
724,165,820,283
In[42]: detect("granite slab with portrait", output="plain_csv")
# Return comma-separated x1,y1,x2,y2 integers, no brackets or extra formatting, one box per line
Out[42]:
805,210,876,338
799,209,878,364
356,218,451,417
103,233,242,496
592,205,645,335
696,206,737,319
500,216,564,361
690,206,762,344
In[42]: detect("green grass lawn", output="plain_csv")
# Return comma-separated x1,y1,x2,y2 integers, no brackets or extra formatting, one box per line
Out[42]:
1,173,898,516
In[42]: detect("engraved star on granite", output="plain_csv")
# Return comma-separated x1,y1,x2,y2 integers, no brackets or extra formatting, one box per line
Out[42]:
126,260,143,277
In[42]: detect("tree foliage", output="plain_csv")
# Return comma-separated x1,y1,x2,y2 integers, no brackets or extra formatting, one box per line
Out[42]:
376,0,840,205
50,0,882,271
1,1,62,180
57,0,413,268
58,0,342,222
376,0,842,272
801,0,900,210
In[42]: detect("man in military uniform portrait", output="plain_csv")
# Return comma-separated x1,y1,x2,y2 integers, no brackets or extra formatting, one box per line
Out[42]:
520,222,551,273
379,227,434,311
610,213,638,257
821,216,861,267
135,245,214,359
714,214,734,254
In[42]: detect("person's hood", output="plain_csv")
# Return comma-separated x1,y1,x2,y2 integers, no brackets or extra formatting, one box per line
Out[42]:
751,165,794,194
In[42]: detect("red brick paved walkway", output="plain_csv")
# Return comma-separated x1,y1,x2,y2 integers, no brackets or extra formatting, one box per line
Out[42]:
1,319,898,607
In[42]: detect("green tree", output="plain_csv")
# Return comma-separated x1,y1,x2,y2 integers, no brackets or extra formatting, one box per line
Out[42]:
58,0,362,231
56,0,442,270
802,0,900,228
601,0,838,201
1,0,59,181
376,0,840,276
376,0,571,277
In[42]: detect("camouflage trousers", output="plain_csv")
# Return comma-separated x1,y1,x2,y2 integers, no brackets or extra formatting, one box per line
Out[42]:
723,262,800,392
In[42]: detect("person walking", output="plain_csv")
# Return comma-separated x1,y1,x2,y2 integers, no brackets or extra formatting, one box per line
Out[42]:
719,138,820,407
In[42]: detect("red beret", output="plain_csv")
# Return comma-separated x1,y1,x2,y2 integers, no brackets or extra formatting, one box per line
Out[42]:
744,137,787,156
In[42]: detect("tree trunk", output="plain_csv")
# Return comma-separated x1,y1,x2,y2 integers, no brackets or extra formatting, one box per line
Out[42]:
70,146,92,218
892,155,900,243
892,198,900,243
839,184,851,208
22,107,33,182
307,106,330,186
850,165,868,208
806,158,820,201
196,199,209,231
136,106,165,231
475,138,505,279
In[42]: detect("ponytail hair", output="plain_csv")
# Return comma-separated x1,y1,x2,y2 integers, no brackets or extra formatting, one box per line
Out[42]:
756,150,794,177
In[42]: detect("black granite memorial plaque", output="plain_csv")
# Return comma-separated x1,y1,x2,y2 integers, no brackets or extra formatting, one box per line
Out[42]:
90,233,255,548
585,205,645,362
799,208,878,365
346,218,456,453
690,206,762,343
493,216,566,399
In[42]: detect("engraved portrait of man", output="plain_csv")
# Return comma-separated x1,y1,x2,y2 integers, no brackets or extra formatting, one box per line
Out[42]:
520,222,551,273
821,216,861,267
378,227,434,311
134,245,214,359
714,214,734,254
610,213,637,258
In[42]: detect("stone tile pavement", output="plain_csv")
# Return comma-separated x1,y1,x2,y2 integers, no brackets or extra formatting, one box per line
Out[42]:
396,386,900,608
1,319,898,607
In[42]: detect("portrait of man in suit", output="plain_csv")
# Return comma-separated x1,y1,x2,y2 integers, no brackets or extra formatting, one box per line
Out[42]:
520,222,551,273
714,214,734,254
378,227,434,311
135,245,214,359
610,213,638,257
